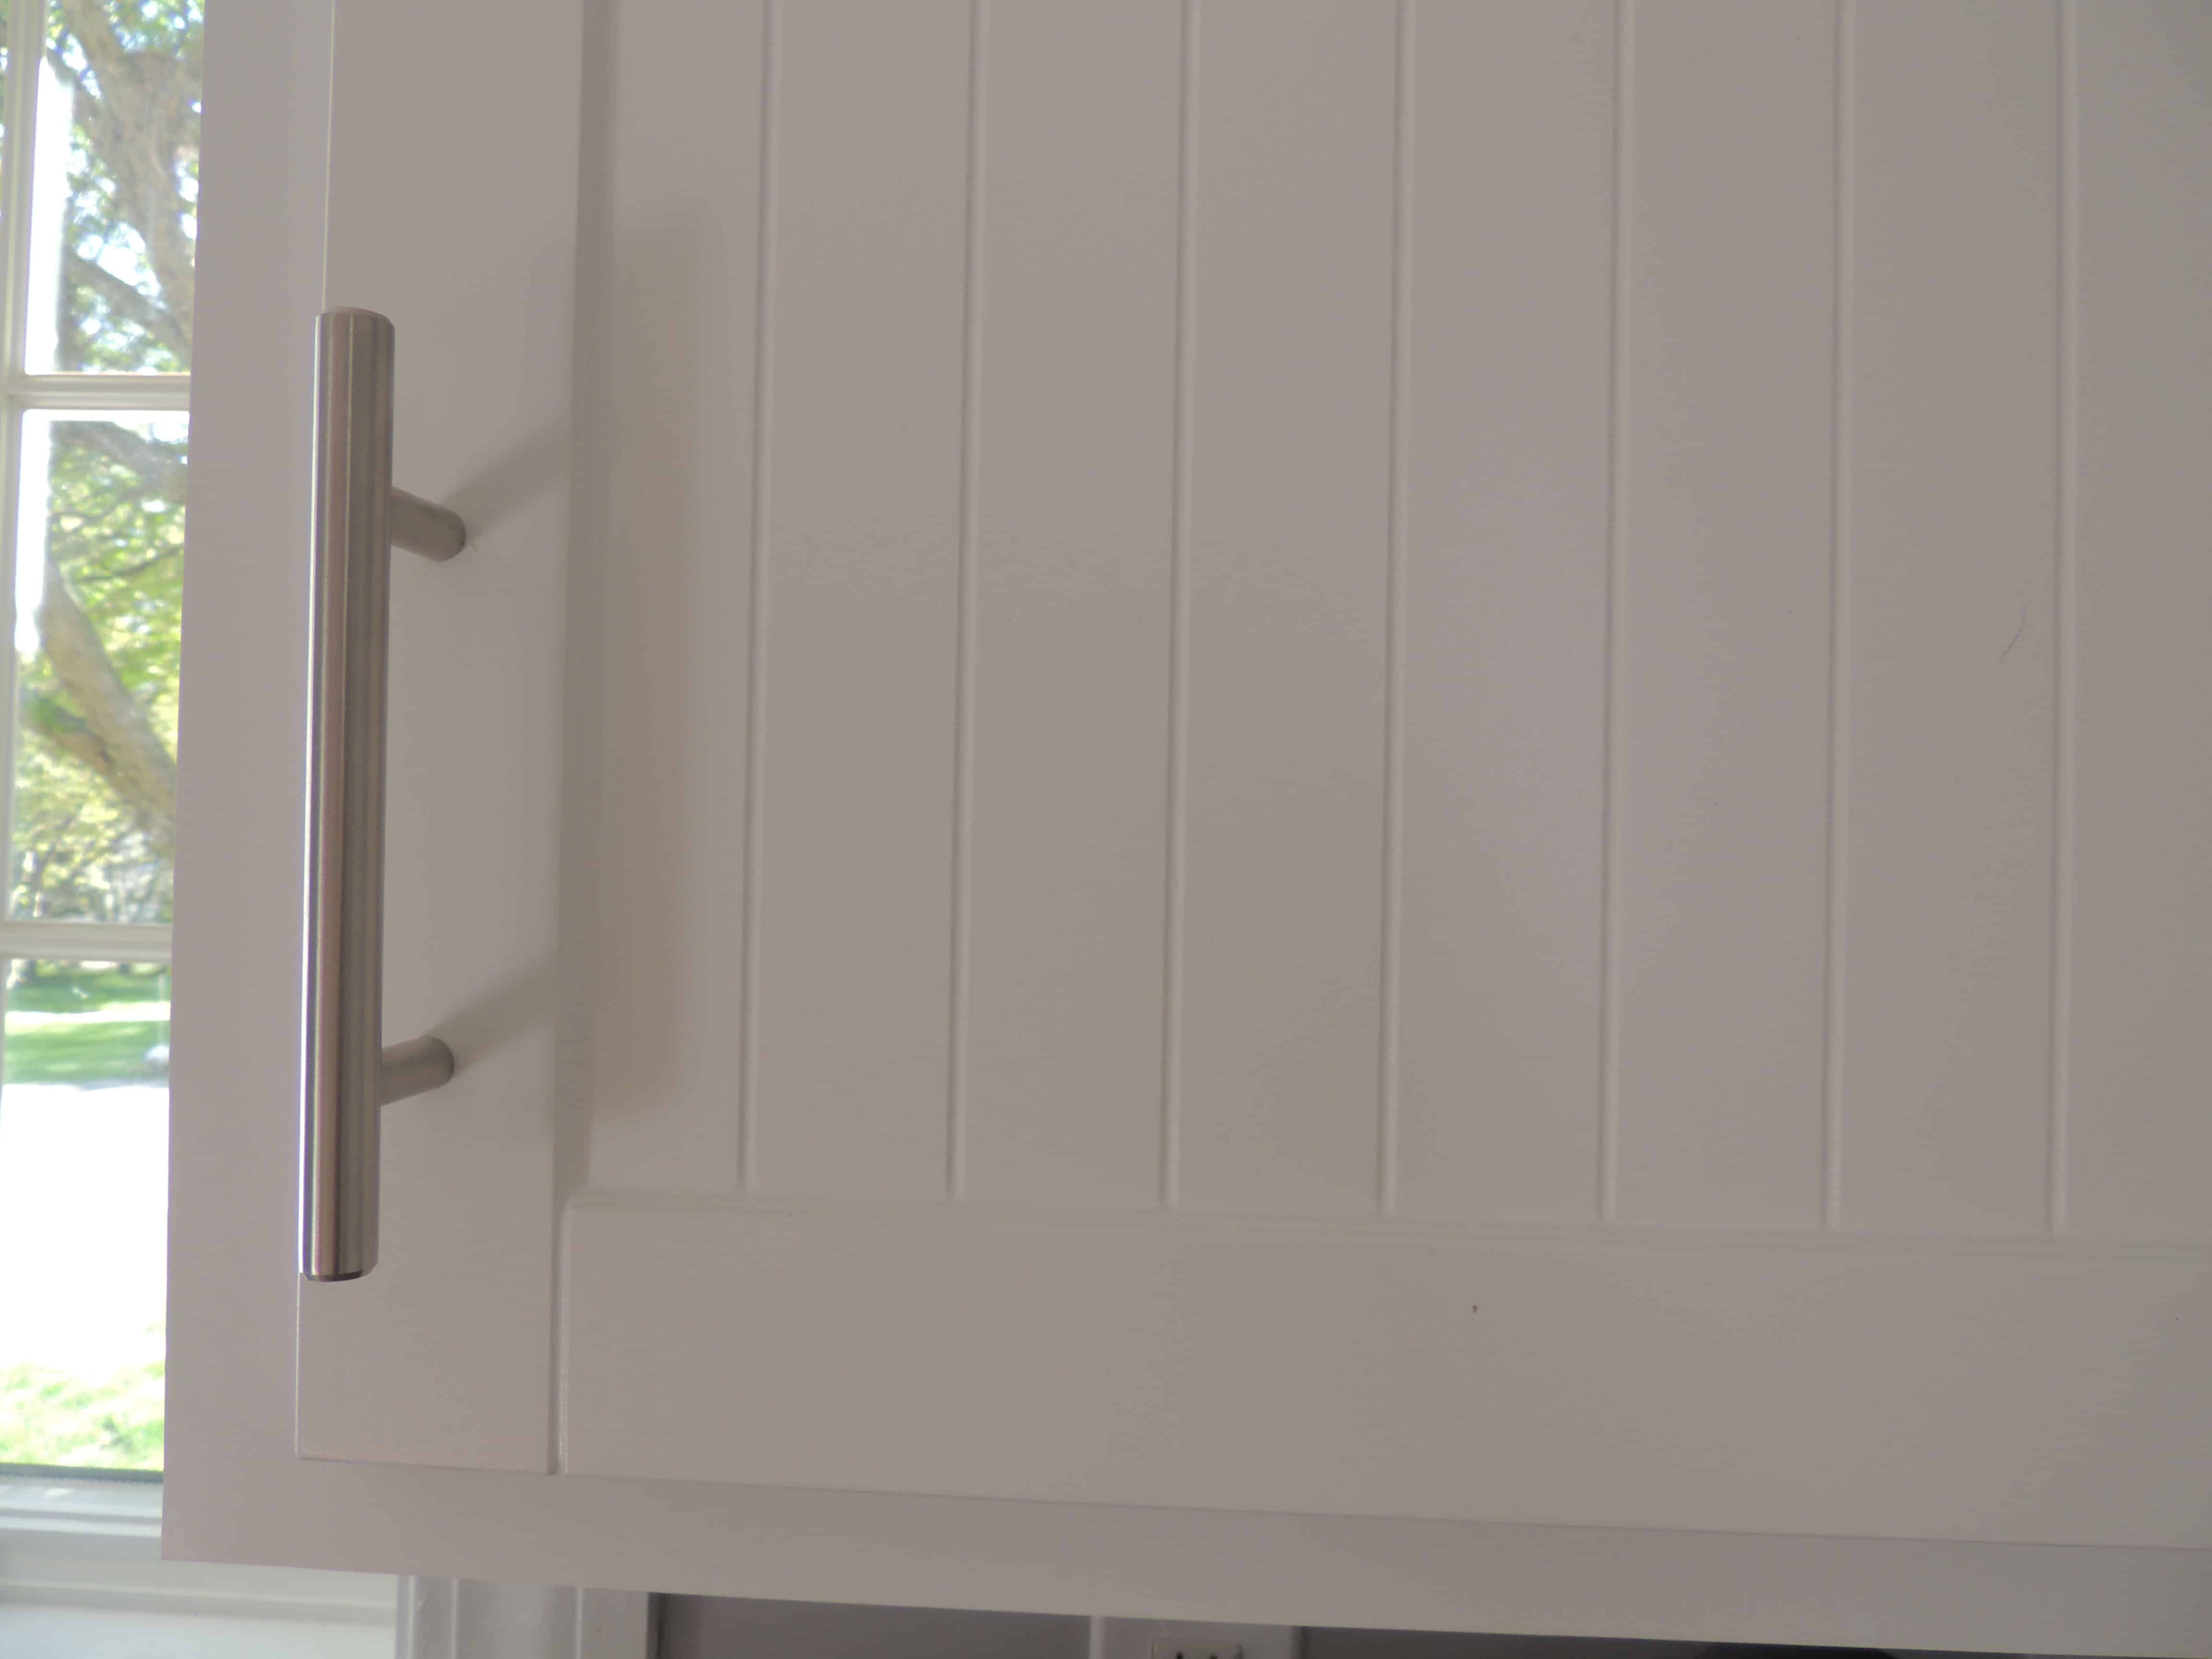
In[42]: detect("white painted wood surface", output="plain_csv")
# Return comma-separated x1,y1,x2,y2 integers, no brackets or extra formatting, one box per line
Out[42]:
554,0,2212,1540
1394,0,1613,1228
960,1,1181,1209
1835,0,2059,1237
1173,0,1395,1217
287,0,583,1473
170,0,2212,1645
745,0,974,1201
2065,0,2212,1242
1610,0,1836,1230
580,0,766,1198
562,0,2212,1238
565,1204,2212,1548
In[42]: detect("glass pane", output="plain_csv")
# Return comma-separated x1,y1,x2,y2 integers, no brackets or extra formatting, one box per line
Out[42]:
12,412,185,924
28,0,201,374
0,956,168,1471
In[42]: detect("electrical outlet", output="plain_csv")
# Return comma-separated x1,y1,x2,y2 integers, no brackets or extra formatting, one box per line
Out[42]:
1149,1639,1242,1659
1092,1618,1295,1659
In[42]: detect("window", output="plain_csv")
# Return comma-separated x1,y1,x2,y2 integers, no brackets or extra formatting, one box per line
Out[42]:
0,0,195,1477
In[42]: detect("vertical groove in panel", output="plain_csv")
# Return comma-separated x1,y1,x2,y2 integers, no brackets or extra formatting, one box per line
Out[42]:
1160,0,1197,1212
1822,0,1853,1233
1377,0,1411,1219
738,0,781,1196
948,0,988,1202
1597,0,1632,1226
2048,0,2077,1236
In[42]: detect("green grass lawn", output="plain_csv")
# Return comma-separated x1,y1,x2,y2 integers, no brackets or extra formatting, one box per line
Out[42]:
7,962,168,1014
3,963,169,1085
0,1358,164,1471
6,1017,167,1083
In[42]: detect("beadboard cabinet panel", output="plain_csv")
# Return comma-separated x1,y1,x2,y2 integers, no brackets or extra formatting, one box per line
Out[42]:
172,0,2212,1641
558,0,2202,1249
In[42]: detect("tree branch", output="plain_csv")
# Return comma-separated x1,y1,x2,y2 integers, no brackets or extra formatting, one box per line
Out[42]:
57,418,187,504
21,695,107,777
63,252,189,364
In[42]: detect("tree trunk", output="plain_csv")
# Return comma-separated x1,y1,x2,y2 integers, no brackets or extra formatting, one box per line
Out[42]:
35,573,177,860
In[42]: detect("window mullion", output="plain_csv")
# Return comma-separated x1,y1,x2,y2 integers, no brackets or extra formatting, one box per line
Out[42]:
0,919,171,963
0,399,23,967
0,0,49,1065
0,0,48,384
8,373,190,411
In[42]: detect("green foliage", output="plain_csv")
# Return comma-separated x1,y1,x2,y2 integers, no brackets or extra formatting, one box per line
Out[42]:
0,1355,164,1470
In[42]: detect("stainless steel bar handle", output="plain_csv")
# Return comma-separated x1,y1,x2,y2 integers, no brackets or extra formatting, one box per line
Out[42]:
302,308,465,1283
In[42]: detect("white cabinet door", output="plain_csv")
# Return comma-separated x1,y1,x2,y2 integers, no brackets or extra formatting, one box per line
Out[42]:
168,0,2212,1647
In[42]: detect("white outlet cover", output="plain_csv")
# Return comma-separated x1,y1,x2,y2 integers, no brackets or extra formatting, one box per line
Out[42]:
1090,1619,1298,1659
1148,1637,1242,1659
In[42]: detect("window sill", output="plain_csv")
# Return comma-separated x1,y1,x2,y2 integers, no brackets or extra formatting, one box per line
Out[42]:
0,1472,651,1659
0,1472,396,1657
0,1469,163,1556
